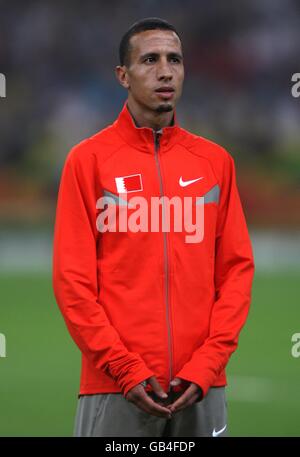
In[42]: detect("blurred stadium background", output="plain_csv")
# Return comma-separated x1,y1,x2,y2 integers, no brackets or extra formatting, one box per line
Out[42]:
0,0,299,436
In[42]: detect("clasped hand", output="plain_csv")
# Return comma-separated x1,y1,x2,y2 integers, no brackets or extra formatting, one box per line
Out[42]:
125,376,202,419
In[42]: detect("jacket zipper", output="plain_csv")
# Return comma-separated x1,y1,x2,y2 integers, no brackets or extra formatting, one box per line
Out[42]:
153,130,173,391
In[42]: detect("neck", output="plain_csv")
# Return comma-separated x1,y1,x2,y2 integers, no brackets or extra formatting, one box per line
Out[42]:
127,96,174,131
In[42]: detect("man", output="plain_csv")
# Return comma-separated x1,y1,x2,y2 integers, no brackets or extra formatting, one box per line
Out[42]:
52,17,255,437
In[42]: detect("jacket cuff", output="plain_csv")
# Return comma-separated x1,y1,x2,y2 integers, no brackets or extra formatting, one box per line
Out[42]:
175,366,211,399
121,367,155,397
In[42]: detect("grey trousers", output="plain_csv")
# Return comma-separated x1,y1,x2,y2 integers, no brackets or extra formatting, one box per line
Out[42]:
73,387,228,437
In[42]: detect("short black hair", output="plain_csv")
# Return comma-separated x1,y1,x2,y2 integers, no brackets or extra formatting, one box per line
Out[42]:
119,17,181,67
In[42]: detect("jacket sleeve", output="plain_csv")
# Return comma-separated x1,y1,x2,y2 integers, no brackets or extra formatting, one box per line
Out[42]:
175,150,255,398
52,142,154,396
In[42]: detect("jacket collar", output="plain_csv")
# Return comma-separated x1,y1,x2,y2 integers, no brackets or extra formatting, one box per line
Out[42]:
113,100,182,153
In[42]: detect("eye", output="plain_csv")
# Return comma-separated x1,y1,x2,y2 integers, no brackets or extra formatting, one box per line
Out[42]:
144,56,156,63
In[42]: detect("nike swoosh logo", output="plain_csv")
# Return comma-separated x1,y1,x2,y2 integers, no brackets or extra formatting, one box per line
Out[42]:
179,176,204,187
212,424,227,437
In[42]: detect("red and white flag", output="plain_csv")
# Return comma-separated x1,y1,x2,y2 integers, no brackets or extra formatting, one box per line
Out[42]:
115,174,143,193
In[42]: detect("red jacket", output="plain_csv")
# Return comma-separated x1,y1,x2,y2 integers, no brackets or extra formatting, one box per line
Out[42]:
52,100,255,398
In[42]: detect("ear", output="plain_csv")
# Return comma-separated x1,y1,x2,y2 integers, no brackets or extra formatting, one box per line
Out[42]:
115,65,130,90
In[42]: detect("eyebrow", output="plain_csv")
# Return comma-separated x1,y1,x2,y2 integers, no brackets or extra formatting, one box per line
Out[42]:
139,52,183,62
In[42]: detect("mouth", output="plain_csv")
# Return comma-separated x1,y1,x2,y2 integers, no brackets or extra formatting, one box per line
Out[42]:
155,87,175,100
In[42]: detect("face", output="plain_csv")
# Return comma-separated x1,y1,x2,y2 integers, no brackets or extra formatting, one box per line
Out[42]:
116,29,184,114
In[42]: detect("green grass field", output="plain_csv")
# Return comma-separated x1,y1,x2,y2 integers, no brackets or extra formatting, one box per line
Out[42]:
0,271,299,436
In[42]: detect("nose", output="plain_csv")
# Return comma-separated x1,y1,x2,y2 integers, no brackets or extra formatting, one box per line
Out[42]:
156,57,173,80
